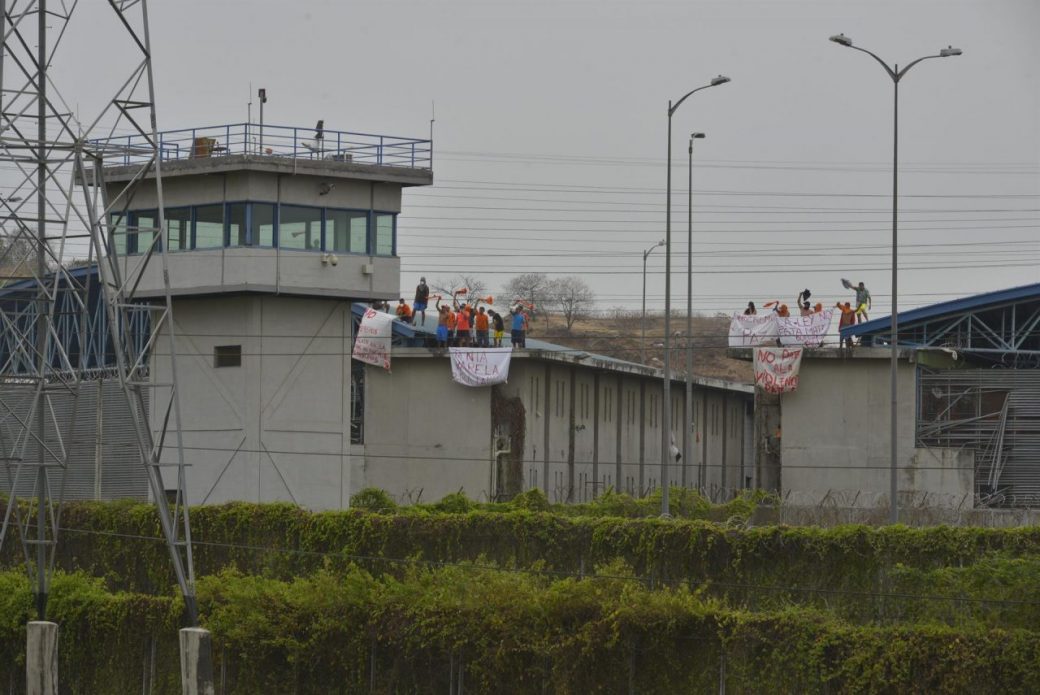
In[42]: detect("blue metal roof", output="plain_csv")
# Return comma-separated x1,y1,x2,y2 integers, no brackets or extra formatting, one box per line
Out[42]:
842,282,1040,339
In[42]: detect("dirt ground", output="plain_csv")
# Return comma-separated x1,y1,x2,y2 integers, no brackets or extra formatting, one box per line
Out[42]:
524,311,752,383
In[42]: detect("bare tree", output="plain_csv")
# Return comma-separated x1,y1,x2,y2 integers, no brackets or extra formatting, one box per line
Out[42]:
431,274,488,305
548,276,595,330
0,233,38,285
502,272,552,329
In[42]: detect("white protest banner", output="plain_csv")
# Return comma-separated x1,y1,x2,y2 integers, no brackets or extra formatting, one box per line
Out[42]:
352,308,394,371
728,314,778,348
777,310,834,348
753,346,804,394
449,347,512,387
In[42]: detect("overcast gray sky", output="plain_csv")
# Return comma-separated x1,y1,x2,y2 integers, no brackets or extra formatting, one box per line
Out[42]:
58,0,1040,316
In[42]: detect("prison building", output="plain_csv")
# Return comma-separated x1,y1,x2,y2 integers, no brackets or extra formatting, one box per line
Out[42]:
771,283,1040,509
351,312,754,505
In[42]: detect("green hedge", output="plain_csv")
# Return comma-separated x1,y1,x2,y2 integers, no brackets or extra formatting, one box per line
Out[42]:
0,567,1038,694
4,497,1040,627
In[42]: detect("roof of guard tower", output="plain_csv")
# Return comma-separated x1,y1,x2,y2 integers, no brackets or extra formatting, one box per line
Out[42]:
92,122,433,187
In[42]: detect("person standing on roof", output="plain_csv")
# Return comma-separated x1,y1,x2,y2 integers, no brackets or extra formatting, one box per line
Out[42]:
414,277,430,326
475,306,490,348
436,295,456,347
490,310,505,347
835,301,856,351
744,302,757,316
455,301,472,347
510,305,528,348
796,289,813,317
435,302,451,348
853,282,871,323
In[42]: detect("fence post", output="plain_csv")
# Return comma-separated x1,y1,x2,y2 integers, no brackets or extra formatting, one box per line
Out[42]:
179,627,215,695
26,621,58,695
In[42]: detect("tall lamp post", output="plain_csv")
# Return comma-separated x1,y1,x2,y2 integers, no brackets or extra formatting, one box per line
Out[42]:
829,33,961,524
641,239,665,364
662,75,729,517
684,132,705,489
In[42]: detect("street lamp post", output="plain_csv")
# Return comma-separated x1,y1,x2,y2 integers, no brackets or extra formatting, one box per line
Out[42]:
684,132,705,489
641,239,665,364
662,76,729,517
829,33,961,524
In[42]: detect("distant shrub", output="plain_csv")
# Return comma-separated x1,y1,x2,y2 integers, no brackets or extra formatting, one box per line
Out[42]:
509,487,550,512
349,488,398,513
431,491,474,514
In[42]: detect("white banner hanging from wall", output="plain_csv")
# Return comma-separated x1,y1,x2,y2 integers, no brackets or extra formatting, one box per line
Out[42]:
449,347,512,387
753,346,804,393
352,308,394,371
778,310,834,349
728,314,778,347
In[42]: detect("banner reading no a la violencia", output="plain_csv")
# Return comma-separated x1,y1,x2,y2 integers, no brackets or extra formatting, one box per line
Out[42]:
753,346,803,394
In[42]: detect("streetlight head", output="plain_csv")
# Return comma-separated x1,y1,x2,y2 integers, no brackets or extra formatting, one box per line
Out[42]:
829,33,853,47
710,75,731,86
939,46,962,57
657,239,666,247
691,132,706,139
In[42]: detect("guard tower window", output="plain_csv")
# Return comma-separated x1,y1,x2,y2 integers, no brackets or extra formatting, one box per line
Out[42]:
109,212,128,255
280,205,322,251
195,204,224,249
132,210,158,255
374,213,395,256
327,209,368,254
227,203,248,246
165,208,191,250
213,345,241,368
252,203,275,247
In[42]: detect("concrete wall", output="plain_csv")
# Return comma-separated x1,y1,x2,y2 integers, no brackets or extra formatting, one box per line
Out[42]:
155,304,752,509
780,354,973,508
358,358,492,503
152,295,353,510
502,357,752,502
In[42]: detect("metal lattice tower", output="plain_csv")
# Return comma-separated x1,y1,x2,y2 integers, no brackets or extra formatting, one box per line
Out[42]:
0,0,198,623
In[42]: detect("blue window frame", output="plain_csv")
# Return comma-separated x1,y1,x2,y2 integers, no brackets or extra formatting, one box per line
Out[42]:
194,204,224,249
278,204,323,251
252,203,276,247
373,211,396,256
109,212,129,255
165,207,191,251
326,208,369,254
227,202,249,247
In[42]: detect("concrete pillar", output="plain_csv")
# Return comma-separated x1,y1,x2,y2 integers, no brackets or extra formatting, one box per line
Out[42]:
26,621,58,695
179,627,215,695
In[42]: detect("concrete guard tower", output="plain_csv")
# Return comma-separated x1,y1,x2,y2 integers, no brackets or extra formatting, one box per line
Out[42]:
99,124,432,509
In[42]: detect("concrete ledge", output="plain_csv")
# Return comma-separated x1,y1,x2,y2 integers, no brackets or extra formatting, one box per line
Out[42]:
101,154,433,187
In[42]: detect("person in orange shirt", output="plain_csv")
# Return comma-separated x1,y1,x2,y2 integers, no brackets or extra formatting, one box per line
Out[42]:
474,306,490,347
395,298,413,324
836,301,856,350
454,302,471,347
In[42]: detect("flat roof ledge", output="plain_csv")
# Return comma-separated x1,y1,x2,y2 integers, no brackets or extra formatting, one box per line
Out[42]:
99,154,433,187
